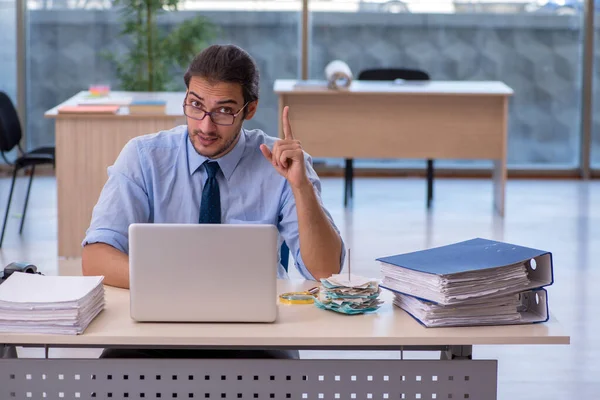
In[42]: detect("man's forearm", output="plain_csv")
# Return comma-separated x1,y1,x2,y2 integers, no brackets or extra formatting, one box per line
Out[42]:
292,179,343,280
82,243,130,288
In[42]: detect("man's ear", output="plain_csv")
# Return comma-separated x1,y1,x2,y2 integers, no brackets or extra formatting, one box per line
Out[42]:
244,100,258,120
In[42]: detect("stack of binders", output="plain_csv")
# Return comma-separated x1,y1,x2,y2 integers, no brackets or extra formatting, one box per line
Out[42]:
377,238,553,328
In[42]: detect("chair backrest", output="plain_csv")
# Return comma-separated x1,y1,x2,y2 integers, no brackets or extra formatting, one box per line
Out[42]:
358,68,430,81
0,91,23,153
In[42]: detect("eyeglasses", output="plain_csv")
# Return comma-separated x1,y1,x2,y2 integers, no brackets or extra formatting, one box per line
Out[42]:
183,101,249,126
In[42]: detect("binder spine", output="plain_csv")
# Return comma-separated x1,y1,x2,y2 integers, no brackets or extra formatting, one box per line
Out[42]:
518,288,549,324
526,252,554,289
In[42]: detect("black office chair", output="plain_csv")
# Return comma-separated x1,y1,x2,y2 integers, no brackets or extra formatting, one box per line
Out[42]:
0,91,55,248
345,68,434,208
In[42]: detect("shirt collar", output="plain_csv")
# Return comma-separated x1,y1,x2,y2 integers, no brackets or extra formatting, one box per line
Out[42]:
186,128,246,181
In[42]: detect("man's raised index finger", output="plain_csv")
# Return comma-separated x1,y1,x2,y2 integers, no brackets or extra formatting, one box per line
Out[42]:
283,106,294,140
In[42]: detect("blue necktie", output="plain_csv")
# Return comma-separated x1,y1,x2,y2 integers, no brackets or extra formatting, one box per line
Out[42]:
199,161,221,224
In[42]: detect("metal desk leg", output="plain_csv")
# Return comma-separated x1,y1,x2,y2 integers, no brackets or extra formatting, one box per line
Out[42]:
1,344,18,359
344,159,353,207
441,345,473,360
426,159,434,208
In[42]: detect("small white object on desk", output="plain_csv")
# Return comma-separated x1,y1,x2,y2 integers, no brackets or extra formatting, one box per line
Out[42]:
324,59,353,90
0,272,105,335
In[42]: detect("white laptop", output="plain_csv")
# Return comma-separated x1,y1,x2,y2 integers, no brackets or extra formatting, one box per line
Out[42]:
128,223,279,323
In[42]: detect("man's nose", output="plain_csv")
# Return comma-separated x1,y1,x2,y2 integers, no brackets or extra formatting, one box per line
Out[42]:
198,112,217,132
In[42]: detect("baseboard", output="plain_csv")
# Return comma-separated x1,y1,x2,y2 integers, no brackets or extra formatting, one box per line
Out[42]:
0,164,590,180
0,164,56,177
314,165,584,180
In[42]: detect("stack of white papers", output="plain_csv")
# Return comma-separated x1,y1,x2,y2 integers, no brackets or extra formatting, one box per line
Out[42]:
78,94,133,106
381,262,530,305
392,291,523,327
314,274,383,315
0,272,105,335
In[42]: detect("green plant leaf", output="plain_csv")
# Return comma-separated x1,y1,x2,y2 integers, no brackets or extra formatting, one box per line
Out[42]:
104,0,217,92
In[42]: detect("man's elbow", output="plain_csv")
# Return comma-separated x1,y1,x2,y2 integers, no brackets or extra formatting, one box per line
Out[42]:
81,243,105,276
81,245,94,276
335,235,344,274
312,255,342,281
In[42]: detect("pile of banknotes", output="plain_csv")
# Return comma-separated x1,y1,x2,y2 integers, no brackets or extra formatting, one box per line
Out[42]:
314,274,383,315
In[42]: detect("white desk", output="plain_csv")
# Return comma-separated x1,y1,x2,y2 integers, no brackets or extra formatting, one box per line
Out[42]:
0,264,568,400
274,79,513,215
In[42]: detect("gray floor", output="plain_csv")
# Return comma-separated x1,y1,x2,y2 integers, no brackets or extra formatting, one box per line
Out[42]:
1,174,598,399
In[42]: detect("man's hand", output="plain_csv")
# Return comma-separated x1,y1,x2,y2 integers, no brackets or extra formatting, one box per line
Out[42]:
260,106,309,189
260,106,342,280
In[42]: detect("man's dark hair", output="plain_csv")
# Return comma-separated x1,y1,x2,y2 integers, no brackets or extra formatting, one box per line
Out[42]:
184,44,260,105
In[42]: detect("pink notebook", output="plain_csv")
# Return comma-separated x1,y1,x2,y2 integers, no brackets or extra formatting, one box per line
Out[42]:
57,105,121,114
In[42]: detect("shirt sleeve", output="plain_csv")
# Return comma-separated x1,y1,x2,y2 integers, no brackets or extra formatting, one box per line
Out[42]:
81,138,151,254
277,151,346,281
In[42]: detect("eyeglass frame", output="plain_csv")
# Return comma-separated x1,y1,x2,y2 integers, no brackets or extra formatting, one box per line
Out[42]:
182,97,250,126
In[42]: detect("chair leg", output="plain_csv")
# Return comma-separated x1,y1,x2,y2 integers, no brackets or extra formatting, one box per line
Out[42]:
350,162,354,198
0,166,19,248
427,159,434,208
344,159,353,207
20,165,35,234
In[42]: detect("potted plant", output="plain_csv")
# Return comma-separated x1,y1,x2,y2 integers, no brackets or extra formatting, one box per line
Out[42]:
105,0,218,91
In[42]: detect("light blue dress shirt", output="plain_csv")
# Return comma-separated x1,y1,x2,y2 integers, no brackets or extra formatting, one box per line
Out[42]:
82,125,345,280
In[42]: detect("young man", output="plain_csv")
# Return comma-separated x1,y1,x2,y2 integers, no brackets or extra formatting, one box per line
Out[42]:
81,44,345,289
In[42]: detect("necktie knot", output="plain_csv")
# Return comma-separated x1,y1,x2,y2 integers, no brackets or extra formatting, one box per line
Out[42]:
204,161,220,178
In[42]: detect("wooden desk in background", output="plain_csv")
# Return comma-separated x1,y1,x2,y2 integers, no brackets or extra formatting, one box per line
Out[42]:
45,91,186,258
274,79,514,215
